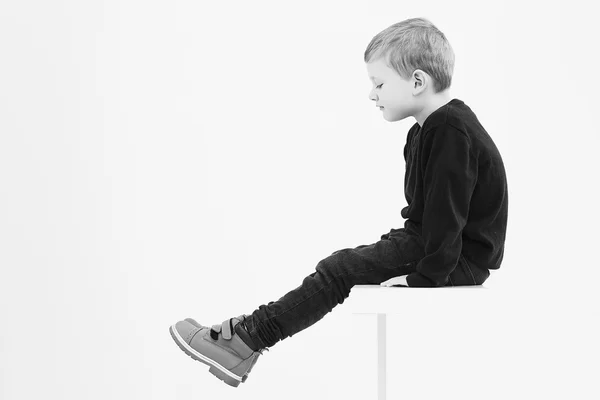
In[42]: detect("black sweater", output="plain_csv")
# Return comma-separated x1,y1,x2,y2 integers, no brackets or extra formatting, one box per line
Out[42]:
403,99,508,287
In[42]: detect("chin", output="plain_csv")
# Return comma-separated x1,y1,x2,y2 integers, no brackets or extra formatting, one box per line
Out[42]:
385,113,406,122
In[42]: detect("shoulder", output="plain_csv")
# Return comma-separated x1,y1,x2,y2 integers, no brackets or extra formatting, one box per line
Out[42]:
421,98,475,141
420,124,476,163
422,123,471,145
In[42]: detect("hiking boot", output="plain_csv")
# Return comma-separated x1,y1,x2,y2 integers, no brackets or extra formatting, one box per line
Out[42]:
169,314,268,387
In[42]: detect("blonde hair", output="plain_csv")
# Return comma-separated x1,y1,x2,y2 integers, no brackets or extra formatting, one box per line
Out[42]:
364,17,455,93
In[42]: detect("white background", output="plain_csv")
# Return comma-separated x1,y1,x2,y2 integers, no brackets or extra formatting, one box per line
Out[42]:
1,0,599,399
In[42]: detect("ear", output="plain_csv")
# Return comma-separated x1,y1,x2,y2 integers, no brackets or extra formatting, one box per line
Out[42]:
412,69,430,94
413,70,425,88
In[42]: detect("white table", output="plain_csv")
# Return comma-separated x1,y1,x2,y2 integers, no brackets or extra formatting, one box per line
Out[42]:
341,285,489,400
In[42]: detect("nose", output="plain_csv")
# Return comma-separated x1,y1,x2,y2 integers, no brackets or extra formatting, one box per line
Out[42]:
369,88,378,102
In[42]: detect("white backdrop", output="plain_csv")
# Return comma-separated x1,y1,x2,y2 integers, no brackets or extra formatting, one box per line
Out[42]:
1,0,599,399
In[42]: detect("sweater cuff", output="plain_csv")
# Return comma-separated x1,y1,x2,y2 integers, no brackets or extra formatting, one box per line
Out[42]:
406,272,438,287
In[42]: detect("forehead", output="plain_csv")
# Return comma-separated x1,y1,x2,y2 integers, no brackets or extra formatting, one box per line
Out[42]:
366,59,392,81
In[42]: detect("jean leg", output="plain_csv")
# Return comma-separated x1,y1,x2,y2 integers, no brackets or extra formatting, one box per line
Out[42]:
244,232,423,349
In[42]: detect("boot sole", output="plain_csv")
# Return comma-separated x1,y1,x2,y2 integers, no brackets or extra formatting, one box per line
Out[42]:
169,324,246,387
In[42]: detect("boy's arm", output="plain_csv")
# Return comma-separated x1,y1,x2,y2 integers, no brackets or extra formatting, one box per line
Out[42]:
406,125,477,287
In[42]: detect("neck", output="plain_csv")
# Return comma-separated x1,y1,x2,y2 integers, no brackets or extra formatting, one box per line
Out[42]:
415,91,453,127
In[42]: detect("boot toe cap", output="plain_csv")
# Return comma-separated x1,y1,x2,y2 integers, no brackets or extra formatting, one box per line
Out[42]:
174,319,202,343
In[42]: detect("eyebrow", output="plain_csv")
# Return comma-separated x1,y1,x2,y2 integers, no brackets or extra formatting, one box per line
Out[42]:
369,76,382,81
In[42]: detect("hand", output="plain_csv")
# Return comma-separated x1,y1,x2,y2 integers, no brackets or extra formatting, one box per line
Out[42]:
380,275,408,287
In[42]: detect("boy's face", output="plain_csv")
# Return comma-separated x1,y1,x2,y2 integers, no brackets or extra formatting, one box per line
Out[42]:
366,58,418,123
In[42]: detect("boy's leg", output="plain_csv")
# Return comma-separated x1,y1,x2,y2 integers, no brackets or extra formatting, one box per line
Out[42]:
243,228,424,349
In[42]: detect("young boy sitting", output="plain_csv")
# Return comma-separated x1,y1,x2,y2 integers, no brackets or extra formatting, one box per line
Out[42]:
170,16,508,388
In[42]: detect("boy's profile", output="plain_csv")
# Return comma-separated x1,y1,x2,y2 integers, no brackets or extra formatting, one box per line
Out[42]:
169,17,508,387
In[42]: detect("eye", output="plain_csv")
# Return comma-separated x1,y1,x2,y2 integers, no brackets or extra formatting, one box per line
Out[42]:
376,84,383,89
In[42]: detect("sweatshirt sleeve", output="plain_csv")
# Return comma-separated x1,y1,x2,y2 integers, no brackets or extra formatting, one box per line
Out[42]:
406,125,477,287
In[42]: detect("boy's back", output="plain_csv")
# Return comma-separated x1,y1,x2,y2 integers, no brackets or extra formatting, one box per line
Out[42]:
401,98,508,287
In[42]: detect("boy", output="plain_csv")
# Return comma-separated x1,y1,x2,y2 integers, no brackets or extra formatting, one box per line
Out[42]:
169,17,508,387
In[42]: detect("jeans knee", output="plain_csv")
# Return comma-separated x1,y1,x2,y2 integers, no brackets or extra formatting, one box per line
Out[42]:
317,251,347,278
314,252,353,298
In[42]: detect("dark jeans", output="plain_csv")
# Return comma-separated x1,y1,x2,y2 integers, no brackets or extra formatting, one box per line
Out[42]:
243,228,484,349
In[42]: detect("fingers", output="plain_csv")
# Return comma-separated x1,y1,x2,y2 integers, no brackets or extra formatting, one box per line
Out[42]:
380,276,408,287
